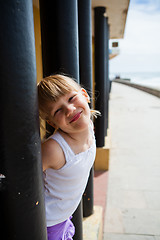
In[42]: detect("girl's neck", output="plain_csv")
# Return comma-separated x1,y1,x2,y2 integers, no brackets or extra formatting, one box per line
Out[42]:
58,124,93,155
59,125,90,142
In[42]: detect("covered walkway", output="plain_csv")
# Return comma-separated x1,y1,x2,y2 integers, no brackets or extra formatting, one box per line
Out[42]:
103,82,160,240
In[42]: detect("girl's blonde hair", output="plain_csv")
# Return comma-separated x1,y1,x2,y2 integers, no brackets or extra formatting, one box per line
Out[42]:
37,74,100,121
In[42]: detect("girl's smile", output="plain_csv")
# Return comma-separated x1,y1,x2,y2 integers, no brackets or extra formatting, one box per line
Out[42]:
69,111,82,123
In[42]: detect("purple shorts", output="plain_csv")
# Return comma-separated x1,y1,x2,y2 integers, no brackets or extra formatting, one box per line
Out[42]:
47,216,75,240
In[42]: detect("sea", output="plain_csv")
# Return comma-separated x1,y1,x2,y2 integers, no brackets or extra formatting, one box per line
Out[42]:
109,71,160,90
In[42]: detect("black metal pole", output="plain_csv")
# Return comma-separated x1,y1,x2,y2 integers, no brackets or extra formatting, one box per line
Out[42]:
105,17,110,135
0,94,7,238
0,176,7,239
78,0,94,217
94,7,107,147
39,0,79,79
0,1,47,240
83,167,94,217
39,1,83,239
78,0,92,92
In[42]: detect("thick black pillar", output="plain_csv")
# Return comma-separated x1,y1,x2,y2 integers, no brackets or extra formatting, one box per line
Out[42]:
39,0,79,79
78,0,92,92
94,7,107,147
78,0,94,217
0,1,47,240
0,176,7,238
105,17,110,134
83,167,94,217
39,1,83,240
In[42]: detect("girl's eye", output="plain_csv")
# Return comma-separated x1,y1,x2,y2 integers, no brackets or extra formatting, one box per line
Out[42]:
54,108,61,115
69,95,76,102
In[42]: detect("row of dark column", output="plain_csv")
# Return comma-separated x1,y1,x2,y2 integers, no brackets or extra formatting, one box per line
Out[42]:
0,0,110,240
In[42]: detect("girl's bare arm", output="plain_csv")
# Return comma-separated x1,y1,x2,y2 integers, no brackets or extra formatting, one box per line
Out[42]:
41,139,66,171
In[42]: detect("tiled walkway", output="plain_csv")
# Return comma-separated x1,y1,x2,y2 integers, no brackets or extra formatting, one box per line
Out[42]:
94,170,109,223
103,82,160,240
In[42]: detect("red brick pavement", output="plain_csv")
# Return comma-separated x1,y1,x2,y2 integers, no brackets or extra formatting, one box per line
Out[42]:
93,170,109,223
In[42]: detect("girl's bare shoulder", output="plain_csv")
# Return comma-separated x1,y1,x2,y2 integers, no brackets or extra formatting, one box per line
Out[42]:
41,138,66,171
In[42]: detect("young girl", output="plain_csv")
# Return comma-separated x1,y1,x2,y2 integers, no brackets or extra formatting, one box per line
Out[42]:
38,74,99,240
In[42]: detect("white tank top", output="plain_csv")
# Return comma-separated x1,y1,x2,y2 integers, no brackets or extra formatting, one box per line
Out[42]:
43,125,96,226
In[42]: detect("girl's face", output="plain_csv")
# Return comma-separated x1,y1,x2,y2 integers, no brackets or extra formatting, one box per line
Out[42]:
46,89,91,134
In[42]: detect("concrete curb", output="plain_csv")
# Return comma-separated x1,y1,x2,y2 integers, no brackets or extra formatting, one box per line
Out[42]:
113,79,160,98
83,206,103,240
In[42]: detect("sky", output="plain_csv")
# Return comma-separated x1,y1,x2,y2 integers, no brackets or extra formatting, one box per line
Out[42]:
109,0,160,74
